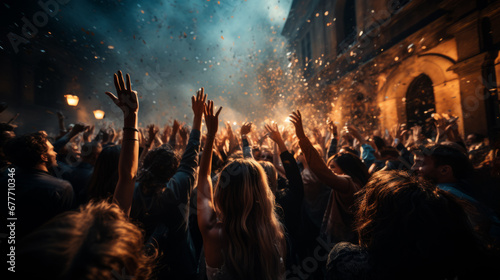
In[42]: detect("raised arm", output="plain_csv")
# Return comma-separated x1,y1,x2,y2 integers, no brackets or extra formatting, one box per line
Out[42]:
240,122,254,159
105,70,139,217
197,100,222,232
168,119,180,148
161,88,205,204
265,122,288,176
326,119,338,158
289,110,351,194
53,123,88,153
56,111,67,138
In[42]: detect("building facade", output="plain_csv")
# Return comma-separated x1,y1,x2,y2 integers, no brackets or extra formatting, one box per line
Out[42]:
282,0,500,139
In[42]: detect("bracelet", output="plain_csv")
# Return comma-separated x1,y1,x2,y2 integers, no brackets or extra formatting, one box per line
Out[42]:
123,138,139,141
123,127,139,133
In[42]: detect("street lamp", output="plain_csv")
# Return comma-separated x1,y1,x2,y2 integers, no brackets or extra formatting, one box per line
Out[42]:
93,109,105,120
64,95,79,106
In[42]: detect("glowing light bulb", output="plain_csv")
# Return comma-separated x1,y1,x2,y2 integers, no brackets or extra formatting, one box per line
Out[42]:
93,110,105,120
65,95,79,106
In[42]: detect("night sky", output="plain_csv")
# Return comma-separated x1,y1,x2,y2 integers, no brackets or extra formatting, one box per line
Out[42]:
1,0,296,128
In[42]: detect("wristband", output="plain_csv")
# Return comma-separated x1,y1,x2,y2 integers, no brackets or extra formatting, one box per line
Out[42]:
123,127,139,133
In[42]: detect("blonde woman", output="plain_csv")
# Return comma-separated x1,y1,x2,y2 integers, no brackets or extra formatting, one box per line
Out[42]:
197,98,286,280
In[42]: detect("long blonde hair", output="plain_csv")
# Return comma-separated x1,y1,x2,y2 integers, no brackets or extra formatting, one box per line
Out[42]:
214,158,285,280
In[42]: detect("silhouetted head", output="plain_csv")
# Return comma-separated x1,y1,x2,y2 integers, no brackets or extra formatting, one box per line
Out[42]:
327,151,369,186
87,145,121,201
355,170,483,278
138,144,179,195
258,160,278,193
419,142,473,184
19,201,155,280
5,132,57,170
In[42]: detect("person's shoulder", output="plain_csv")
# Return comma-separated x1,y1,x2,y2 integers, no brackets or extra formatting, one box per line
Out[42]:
35,171,73,190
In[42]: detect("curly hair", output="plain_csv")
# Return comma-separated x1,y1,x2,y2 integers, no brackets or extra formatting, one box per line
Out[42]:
355,170,485,278
138,144,180,195
4,132,49,169
18,201,156,280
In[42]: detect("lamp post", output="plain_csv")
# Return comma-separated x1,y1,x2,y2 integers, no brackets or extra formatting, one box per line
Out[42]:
64,95,79,106
93,110,105,120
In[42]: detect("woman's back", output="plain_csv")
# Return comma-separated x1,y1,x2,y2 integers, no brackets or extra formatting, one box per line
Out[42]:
213,159,285,280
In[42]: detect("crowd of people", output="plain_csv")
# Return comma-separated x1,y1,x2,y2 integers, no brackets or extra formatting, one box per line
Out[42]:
2,70,500,279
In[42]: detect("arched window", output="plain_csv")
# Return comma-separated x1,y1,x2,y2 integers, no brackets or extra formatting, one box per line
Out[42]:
406,74,436,133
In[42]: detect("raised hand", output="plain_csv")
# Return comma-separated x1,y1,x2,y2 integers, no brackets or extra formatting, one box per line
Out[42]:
225,121,234,137
105,71,139,217
57,111,64,121
162,124,171,143
411,125,422,143
192,88,207,117
147,124,159,139
289,110,306,140
172,120,180,134
265,122,288,154
192,88,207,131
327,118,338,136
105,71,139,119
240,122,252,136
71,123,88,134
265,122,282,144
179,125,189,146
146,124,159,147
347,125,363,141
83,125,95,143
204,100,222,138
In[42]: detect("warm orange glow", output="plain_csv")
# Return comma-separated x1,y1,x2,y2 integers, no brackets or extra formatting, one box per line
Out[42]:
64,95,79,106
93,110,105,119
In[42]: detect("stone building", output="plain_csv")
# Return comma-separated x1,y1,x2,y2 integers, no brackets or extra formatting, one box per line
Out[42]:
282,0,500,139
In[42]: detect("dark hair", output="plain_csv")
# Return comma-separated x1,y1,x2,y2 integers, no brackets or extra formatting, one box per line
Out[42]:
86,145,121,201
18,201,156,280
328,152,369,186
425,143,473,180
138,144,180,195
371,136,386,151
227,150,244,162
258,160,278,193
80,141,102,162
355,170,485,278
338,145,359,157
379,146,399,159
468,133,485,144
4,132,49,169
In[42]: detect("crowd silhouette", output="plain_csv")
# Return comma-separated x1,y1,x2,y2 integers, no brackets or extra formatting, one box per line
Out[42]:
1,70,500,279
